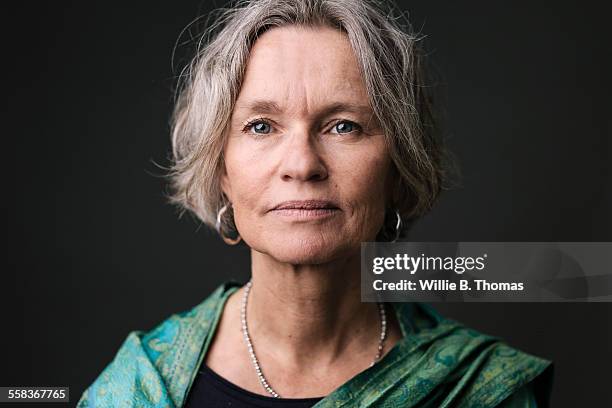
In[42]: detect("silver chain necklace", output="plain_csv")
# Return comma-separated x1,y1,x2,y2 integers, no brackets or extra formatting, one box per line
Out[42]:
240,279,387,398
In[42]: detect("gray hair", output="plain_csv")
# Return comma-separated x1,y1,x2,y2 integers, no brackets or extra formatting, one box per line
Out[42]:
168,0,451,239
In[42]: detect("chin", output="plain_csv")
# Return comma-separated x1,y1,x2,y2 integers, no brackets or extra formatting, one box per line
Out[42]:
251,231,355,265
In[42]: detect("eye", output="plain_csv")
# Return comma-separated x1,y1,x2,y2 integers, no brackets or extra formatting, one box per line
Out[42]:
243,119,272,134
331,120,360,134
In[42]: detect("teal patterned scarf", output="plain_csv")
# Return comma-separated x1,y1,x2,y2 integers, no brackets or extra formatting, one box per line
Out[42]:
78,281,552,407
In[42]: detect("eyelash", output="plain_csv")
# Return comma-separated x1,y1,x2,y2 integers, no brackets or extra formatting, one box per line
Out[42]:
241,117,273,134
241,117,363,135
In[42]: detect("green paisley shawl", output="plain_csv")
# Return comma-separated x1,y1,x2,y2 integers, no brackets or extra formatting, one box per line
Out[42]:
77,281,553,407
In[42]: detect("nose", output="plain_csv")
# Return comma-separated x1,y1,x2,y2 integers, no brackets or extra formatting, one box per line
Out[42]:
279,126,328,182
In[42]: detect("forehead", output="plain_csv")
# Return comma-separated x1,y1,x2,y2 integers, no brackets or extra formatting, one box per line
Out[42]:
236,25,369,112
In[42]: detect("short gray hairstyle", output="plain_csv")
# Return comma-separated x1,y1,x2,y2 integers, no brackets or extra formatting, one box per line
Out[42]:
168,0,451,239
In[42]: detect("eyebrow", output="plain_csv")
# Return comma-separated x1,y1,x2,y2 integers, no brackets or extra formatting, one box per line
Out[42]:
236,100,283,114
235,99,373,118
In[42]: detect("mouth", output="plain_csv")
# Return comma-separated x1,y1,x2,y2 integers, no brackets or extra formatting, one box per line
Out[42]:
268,200,340,220
271,200,339,211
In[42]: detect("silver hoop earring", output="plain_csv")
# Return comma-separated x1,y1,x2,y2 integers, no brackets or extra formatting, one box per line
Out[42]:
216,203,242,245
391,209,402,243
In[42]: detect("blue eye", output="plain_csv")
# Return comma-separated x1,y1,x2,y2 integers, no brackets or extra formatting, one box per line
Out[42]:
243,119,272,134
250,121,271,134
332,121,358,134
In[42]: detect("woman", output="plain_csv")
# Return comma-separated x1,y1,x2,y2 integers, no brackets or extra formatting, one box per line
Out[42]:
78,0,552,406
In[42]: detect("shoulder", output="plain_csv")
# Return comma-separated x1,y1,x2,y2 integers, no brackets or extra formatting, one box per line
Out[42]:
140,281,239,379
77,281,241,408
385,303,553,407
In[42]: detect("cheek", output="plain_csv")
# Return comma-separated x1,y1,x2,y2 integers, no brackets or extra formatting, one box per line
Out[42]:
336,147,391,234
344,149,389,205
226,166,262,210
223,146,269,230
225,140,256,200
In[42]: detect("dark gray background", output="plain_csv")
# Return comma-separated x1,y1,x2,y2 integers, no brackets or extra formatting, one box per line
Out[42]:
2,1,610,407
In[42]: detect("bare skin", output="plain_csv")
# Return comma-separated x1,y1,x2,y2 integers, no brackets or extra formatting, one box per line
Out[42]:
205,25,404,398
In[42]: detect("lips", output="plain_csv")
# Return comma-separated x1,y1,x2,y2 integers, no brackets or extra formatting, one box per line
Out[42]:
270,199,339,211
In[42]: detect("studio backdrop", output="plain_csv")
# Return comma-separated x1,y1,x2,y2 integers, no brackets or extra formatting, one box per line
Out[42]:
2,0,610,407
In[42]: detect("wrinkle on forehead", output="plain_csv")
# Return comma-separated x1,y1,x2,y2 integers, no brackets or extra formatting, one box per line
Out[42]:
235,25,370,118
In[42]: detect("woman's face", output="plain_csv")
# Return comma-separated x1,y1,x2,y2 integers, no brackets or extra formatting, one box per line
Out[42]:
221,25,393,264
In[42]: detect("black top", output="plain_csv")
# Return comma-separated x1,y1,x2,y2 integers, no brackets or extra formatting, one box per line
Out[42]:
184,363,326,408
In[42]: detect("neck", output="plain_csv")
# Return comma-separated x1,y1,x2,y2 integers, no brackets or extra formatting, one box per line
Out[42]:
246,248,382,370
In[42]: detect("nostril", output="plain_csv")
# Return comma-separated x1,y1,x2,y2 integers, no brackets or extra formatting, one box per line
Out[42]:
309,171,327,181
281,168,327,182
